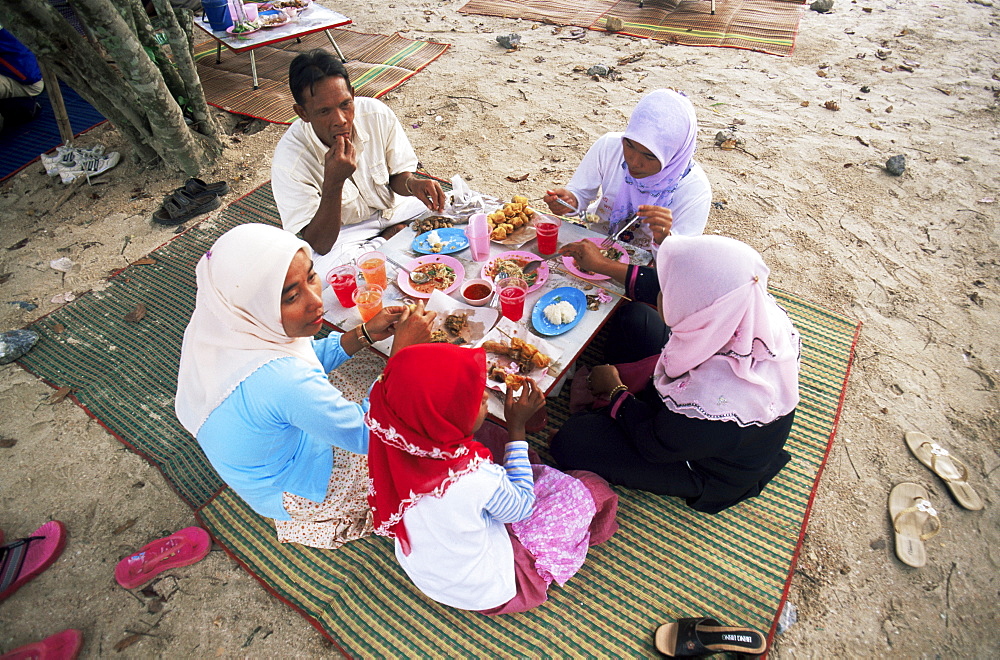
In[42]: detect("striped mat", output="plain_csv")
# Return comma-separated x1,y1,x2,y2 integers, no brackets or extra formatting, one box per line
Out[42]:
0,81,106,183
459,0,806,57
17,181,859,656
193,30,449,123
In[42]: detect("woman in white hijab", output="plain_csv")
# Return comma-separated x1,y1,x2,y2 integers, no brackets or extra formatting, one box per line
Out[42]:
175,223,434,548
542,89,711,250
551,235,800,514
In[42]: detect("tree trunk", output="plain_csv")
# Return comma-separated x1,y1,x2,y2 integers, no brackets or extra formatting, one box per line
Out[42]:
0,0,224,175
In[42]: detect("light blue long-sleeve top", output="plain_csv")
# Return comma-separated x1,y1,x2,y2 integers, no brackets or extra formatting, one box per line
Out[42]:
196,335,369,520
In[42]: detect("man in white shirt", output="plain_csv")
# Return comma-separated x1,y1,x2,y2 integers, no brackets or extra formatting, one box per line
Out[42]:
271,50,445,283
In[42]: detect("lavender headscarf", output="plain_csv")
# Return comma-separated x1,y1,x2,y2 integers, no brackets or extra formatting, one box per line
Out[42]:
609,89,698,229
652,235,801,427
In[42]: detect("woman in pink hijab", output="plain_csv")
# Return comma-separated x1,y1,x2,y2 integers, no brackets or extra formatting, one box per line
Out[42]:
550,235,800,514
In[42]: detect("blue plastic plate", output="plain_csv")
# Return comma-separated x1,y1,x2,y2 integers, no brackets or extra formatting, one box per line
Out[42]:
531,287,587,336
412,227,469,255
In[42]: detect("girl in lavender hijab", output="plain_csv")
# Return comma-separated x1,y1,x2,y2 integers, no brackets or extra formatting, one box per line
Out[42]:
551,235,800,514
542,89,711,250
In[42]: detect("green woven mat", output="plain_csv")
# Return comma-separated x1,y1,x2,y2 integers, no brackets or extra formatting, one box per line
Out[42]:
18,182,859,656
458,0,806,57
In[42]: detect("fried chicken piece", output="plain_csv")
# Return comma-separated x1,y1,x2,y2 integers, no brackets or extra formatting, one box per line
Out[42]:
512,194,529,205
443,313,468,336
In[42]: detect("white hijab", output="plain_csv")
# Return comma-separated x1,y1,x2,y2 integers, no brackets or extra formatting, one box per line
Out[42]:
175,224,323,436
652,235,800,427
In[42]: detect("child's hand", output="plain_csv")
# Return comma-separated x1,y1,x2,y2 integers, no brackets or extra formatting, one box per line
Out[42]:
504,378,545,432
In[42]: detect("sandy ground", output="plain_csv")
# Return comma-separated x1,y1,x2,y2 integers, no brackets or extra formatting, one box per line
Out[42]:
1,0,998,656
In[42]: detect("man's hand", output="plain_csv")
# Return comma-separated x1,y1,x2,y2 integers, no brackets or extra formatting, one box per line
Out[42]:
637,204,673,244
389,300,437,356
543,188,579,216
406,177,446,213
504,378,546,432
323,134,357,187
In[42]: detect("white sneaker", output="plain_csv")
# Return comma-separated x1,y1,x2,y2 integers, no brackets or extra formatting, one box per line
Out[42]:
81,151,120,181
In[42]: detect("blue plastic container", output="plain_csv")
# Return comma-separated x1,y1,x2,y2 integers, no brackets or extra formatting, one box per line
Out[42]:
201,0,233,31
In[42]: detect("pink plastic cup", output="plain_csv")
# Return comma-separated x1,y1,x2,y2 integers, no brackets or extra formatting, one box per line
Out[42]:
465,213,491,261
497,277,528,322
327,264,359,308
534,213,561,256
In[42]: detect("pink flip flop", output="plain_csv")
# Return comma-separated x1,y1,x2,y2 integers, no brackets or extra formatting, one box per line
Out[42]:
0,628,83,660
114,526,212,589
0,521,68,602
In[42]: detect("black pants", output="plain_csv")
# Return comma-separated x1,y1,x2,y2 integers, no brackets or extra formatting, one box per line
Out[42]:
551,301,702,497
602,301,669,365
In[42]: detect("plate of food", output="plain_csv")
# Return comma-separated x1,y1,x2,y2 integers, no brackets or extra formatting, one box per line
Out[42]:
561,237,630,281
481,250,549,292
258,9,291,27
226,23,260,36
412,227,469,255
531,287,587,336
480,319,560,394
396,255,464,298
487,195,538,247
424,290,498,347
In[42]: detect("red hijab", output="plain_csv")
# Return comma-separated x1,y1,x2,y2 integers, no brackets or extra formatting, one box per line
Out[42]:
366,344,493,555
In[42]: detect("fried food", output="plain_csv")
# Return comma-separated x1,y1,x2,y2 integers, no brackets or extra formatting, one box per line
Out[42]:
486,195,537,240
443,312,468,335
488,366,526,391
483,337,551,375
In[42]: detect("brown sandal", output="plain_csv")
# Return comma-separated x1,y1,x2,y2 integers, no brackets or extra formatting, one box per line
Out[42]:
905,432,984,510
888,482,941,568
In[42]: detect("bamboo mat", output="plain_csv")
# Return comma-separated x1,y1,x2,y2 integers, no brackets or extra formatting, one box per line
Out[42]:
17,181,858,656
193,30,449,123
459,0,806,57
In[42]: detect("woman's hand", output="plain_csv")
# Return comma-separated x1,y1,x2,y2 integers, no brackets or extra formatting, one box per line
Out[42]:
504,378,546,433
543,188,579,216
588,364,624,399
389,300,437,356
365,305,406,342
558,240,629,282
637,204,673,244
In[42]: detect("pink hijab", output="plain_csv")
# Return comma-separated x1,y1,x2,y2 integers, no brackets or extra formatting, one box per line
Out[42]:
609,89,698,228
652,235,800,427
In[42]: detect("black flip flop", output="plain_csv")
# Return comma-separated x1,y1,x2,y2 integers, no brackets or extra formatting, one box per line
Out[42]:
654,617,767,657
152,190,221,226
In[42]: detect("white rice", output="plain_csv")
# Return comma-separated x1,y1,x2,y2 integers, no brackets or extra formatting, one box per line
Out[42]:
544,300,577,325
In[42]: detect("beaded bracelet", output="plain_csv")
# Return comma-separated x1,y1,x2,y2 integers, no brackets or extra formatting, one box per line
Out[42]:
608,384,629,399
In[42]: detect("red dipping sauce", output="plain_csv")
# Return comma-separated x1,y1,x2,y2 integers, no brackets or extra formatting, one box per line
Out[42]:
463,283,491,300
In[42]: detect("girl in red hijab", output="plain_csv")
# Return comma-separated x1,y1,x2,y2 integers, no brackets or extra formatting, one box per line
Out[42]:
367,343,618,613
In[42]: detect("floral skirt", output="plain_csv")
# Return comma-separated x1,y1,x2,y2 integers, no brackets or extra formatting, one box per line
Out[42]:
275,448,373,550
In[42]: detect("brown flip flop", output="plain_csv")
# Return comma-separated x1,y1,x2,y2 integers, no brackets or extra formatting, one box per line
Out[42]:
905,431,984,511
888,482,941,568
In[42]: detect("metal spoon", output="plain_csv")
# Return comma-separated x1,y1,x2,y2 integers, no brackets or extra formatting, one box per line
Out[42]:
520,254,560,275
386,258,431,284
399,265,431,285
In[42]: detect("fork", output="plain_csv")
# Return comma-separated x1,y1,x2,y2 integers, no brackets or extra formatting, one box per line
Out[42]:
602,213,640,248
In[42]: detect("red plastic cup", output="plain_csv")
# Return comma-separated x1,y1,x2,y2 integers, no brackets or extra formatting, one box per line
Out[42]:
534,214,561,256
327,264,359,308
497,277,528,322
353,283,384,322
